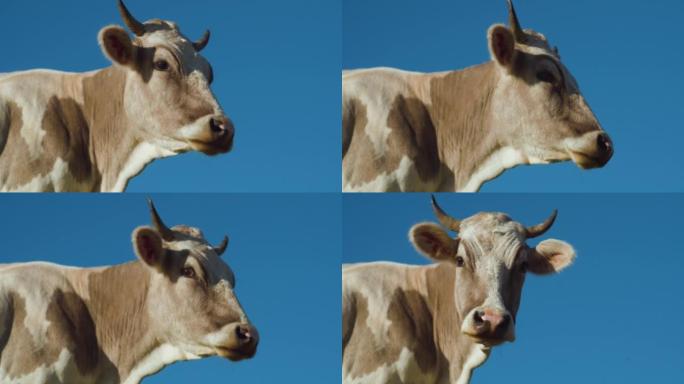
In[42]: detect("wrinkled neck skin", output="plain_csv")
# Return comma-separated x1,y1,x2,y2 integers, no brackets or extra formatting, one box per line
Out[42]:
421,263,490,383
76,262,198,384
81,66,179,192
421,62,529,192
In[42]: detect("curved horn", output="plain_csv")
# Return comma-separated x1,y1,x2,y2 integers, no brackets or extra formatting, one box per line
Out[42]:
213,235,229,256
117,0,146,36
193,29,211,51
525,209,558,239
147,199,175,241
431,195,461,232
506,0,526,42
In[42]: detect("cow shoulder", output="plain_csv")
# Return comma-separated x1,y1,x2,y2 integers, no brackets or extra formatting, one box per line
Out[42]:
343,69,441,191
343,263,441,383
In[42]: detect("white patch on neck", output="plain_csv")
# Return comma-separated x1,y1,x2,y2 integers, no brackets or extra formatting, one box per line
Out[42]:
455,344,489,384
460,147,528,192
110,142,175,192
123,343,200,384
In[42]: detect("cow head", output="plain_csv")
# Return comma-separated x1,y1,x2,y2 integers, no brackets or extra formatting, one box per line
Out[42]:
98,0,233,156
131,200,258,361
410,196,574,346
487,0,612,169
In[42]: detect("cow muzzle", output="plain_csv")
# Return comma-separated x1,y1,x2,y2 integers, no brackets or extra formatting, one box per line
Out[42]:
461,307,515,346
566,130,613,169
186,114,235,156
216,323,259,361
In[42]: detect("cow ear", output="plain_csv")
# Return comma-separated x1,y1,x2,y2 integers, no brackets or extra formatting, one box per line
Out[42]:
99,25,136,66
487,24,517,68
410,223,458,263
132,226,166,270
527,239,575,275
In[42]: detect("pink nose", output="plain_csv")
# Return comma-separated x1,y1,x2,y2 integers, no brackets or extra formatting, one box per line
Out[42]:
473,308,511,338
209,115,235,140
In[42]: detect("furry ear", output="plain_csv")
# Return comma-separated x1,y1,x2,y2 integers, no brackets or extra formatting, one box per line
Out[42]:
527,239,576,275
132,226,165,271
487,24,517,68
409,223,458,263
99,25,136,66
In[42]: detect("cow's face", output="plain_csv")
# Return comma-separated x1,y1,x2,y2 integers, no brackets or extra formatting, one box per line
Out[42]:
487,1,612,169
131,206,258,361
410,199,574,346
98,1,233,156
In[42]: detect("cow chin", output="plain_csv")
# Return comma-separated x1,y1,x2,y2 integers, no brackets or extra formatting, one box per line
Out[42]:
189,137,234,156
215,345,257,361
462,332,513,347
568,149,610,169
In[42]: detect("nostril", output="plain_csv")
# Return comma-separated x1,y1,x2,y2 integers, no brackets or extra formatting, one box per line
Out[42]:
597,133,612,153
210,117,225,133
473,310,485,326
499,314,511,330
236,325,252,342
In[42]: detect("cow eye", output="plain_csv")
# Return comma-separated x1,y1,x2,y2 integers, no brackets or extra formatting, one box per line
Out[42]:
154,59,170,71
520,261,528,273
181,266,196,278
536,70,555,84
455,256,465,267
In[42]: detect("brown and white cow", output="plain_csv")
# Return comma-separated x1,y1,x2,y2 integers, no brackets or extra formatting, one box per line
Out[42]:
342,0,613,192
0,0,233,192
0,201,258,384
342,197,575,383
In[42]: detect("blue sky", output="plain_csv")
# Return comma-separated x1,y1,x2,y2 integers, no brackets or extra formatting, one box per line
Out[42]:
0,194,341,383
0,0,340,192
343,194,684,382
344,0,684,192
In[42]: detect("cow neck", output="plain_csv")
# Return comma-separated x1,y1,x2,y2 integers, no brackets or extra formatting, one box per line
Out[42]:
424,263,485,381
82,261,161,381
424,62,503,191
81,66,145,192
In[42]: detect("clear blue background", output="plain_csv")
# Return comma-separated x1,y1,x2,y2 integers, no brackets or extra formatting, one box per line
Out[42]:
344,194,684,382
344,0,684,192
0,194,341,383
0,0,340,192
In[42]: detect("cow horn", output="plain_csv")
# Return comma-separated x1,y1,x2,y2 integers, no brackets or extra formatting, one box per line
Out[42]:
147,199,175,241
525,209,558,239
193,30,211,52
506,0,526,42
117,0,146,37
213,235,229,256
431,195,461,232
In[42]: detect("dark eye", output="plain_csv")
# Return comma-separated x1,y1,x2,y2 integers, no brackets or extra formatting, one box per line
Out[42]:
154,59,170,71
181,266,196,278
455,256,465,267
520,261,528,273
536,70,556,84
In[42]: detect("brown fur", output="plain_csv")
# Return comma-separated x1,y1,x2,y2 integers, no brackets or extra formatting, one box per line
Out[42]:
42,96,94,185
82,67,137,191
85,261,154,380
342,98,371,184
427,63,499,189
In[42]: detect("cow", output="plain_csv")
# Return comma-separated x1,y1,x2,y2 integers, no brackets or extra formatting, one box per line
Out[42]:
0,0,234,192
342,196,575,383
342,0,613,192
0,201,258,384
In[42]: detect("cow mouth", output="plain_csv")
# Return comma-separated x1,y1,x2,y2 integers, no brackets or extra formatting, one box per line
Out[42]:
463,333,510,347
215,345,257,361
568,149,611,169
188,136,234,156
